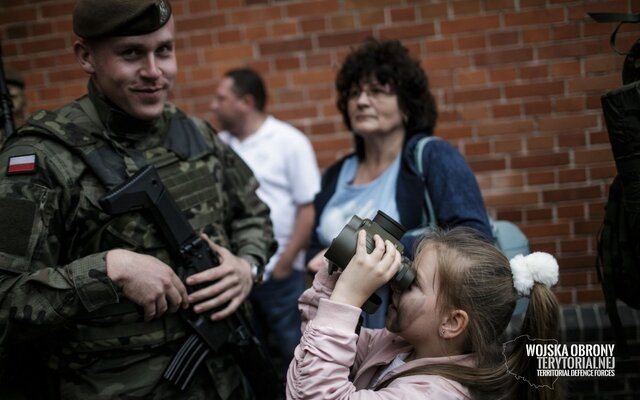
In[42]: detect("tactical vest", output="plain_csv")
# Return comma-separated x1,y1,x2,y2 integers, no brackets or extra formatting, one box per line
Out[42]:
18,97,230,353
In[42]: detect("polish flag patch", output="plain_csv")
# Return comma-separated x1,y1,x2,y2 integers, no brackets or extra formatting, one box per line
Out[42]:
7,154,38,175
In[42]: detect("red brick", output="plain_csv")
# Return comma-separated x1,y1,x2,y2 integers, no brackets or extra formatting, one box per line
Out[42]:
492,172,525,188
496,209,523,222
574,148,613,165
557,203,585,219
230,6,282,24
560,238,590,254
467,158,506,173
558,168,587,184
329,15,355,31
558,132,586,148
419,3,448,19
526,208,552,221
318,31,373,49
523,100,553,115
390,6,416,23
538,39,607,60
379,23,435,41
301,17,326,34
489,67,518,83
287,0,339,17
505,8,565,26
528,170,555,185
512,153,569,169
519,65,548,80
589,165,616,180
559,271,589,286
527,135,555,151
456,35,487,51
441,15,500,34
522,27,552,44
524,222,572,238
260,38,312,55
474,48,534,66
489,31,519,47
494,138,522,153
505,81,563,99
576,288,604,303
463,141,491,156
359,10,386,26
493,104,521,118
274,56,301,71
476,120,534,137
538,114,598,132
568,74,621,94
484,191,538,207
543,186,602,202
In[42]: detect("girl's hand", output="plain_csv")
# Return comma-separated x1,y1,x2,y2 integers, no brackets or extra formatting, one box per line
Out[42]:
330,230,401,308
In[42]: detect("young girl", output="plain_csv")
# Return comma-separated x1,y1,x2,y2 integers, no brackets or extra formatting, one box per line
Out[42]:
287,228,560,399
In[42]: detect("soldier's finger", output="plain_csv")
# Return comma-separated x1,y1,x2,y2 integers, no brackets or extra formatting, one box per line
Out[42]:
200,234,231,258
143,301,157,322
155,295,169,318
166,286,183,314
210,296,242,321
186,263,226,286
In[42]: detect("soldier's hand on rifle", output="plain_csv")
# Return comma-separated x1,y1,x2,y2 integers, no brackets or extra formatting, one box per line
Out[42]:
106,249,190,321
186,234,253,321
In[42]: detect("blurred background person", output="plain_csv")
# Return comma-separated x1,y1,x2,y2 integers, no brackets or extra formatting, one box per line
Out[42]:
210,67,320,377
306,39,492,329
1,67,27,147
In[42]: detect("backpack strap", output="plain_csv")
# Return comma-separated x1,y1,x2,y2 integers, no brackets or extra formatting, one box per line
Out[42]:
413,136,439,228
588,12,640,55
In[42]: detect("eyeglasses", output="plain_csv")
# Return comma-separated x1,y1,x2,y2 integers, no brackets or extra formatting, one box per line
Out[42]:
347,83,394,100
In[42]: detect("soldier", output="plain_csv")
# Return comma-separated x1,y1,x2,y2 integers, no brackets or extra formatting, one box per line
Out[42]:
0,1,276,399
0,68,28,147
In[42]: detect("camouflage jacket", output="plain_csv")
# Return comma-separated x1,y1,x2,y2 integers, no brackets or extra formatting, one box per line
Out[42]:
0,83,276,399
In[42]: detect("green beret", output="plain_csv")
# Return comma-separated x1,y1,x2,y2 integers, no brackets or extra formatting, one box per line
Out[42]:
73,0,172,39
5,67,25,88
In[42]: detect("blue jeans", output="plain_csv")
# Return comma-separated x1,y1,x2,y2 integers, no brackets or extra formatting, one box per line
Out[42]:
249,269,305,377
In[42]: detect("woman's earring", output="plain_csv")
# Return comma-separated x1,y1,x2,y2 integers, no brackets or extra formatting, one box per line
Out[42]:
439,328,446,338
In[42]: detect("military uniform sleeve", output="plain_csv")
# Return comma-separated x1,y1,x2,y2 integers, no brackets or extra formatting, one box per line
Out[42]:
0,137,119,344
214,134,277,266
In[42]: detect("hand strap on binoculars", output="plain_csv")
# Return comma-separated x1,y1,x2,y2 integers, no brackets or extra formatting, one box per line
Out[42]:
588,12,640,55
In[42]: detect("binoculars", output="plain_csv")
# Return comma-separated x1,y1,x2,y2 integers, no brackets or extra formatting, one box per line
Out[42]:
324,210,415,313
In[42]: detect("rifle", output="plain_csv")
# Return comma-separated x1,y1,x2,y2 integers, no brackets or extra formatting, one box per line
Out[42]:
0,42,16,143
99,165,283,399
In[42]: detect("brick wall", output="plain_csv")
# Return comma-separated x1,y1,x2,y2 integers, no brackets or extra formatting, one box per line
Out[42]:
1,0,639,306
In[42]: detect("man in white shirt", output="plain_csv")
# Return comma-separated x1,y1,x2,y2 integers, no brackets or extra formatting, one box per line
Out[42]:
210,68,320,376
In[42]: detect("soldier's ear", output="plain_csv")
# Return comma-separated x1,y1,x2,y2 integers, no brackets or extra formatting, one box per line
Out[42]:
74,40,96,75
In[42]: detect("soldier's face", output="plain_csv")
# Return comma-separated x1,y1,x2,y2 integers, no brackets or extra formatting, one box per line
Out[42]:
80,17,177,121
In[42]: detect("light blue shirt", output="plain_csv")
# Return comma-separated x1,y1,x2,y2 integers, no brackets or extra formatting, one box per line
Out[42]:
316,153,401,247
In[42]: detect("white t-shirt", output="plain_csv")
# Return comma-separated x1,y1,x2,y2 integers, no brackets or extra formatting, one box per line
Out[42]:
218,116,320,277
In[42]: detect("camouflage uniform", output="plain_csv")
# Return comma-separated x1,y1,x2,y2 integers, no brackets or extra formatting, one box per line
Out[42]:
0,81,276,399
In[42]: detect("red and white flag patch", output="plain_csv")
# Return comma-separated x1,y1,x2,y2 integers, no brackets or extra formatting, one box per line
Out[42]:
7,154,38,175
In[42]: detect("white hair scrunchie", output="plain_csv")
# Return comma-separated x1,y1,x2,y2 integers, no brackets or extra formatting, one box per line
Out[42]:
510,252,559,296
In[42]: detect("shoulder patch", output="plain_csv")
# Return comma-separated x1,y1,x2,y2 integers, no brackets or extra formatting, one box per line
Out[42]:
7,154,38,175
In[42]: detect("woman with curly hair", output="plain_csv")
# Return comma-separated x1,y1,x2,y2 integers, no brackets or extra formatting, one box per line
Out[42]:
306,39,492,328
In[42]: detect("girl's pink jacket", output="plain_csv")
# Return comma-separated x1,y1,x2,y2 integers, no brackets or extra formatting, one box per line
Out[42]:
286,268,475,399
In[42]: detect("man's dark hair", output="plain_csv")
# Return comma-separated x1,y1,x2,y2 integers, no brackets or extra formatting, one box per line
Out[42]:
335,38,438,159
225,68,267,112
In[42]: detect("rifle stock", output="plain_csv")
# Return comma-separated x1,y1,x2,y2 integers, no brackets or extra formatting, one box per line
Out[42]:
99,165,283,399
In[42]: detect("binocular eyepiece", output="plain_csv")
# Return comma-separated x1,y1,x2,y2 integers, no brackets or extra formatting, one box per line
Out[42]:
324,210,415,313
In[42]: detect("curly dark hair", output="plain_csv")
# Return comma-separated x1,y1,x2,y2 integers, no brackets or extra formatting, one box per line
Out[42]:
335,38,438,159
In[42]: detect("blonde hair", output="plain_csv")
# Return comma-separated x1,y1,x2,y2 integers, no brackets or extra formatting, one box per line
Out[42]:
377,228,560,400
